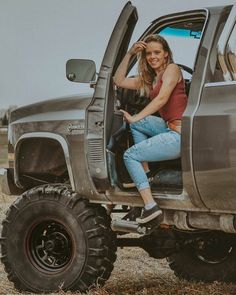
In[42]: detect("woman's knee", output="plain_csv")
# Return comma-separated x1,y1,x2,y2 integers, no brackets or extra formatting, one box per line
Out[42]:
123,149,130,162
123,147,134,160
123,146,137,163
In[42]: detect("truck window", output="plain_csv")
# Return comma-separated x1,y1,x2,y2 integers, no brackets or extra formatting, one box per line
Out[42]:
129,18,205,82
158,24,202,80
209,18,227,83
216,5,236,82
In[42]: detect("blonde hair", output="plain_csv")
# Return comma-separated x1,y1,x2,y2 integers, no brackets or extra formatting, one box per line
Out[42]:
138,34,174,96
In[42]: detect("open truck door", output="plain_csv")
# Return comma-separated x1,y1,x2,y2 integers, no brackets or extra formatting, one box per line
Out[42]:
85,2,138,192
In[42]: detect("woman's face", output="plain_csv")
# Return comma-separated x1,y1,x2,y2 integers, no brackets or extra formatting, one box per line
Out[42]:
145,41,168,73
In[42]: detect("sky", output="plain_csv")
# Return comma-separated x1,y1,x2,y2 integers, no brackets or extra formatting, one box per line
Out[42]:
0,0,234,109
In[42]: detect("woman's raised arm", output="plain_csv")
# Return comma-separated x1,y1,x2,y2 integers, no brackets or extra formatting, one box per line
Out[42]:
113,41,146,90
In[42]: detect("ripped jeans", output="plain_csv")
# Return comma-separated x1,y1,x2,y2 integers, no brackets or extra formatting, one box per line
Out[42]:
123,116,181,191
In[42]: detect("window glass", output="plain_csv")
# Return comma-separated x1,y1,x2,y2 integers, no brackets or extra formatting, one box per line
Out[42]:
129,19,204,80
159,26,201,79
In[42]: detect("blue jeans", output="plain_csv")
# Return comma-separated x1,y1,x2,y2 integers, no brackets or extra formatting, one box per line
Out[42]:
123,116,181,191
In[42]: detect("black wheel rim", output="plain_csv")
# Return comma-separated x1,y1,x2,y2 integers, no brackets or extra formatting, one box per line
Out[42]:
195,237,233,264
26,219,74,273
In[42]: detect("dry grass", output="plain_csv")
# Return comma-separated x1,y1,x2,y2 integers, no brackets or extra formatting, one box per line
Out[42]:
0,194,236,294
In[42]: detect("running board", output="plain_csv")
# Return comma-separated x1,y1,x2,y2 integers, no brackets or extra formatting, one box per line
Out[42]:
111,219,146,234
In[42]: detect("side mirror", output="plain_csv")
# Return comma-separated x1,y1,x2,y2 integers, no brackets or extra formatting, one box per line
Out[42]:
66,59,96,83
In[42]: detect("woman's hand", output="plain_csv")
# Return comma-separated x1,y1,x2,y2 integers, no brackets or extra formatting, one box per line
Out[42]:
128,41,146,56
120,110,139,124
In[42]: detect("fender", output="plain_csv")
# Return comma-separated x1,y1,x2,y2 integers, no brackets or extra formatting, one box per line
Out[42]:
14,132,75,190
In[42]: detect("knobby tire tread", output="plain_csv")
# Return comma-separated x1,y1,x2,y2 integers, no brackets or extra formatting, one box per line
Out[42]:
1,184,117,293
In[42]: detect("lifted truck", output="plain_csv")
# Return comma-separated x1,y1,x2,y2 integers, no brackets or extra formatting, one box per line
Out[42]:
1,1,236,293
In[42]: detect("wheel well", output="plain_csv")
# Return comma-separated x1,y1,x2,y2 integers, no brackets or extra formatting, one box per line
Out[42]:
16,137,69,188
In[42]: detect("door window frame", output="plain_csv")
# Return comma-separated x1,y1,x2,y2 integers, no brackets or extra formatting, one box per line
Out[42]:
128,10,208,77
217,4,236,81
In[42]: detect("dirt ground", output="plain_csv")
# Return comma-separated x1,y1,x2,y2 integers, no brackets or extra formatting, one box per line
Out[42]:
0,194,236,295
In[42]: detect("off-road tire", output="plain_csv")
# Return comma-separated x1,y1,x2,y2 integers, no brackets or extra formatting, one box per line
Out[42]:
1,184,117,293
167,238,236,282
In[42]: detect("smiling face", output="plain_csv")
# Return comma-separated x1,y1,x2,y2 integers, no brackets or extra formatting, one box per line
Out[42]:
145,41,169,74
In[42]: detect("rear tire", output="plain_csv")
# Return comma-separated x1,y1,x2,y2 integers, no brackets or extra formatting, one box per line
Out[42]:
1,184,117,293
168,233,236,282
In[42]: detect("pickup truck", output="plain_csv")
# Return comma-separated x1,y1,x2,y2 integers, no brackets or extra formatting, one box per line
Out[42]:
0,1,236,293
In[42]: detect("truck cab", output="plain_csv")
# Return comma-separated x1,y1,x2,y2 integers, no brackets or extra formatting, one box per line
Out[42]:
1,2,236,293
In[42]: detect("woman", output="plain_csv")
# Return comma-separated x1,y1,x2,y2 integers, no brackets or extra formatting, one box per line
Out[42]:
113,34,187,224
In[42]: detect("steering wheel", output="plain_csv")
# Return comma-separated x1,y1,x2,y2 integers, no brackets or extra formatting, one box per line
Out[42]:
177,63,193,75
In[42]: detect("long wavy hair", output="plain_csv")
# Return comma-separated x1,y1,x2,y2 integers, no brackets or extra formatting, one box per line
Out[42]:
138,34,174,96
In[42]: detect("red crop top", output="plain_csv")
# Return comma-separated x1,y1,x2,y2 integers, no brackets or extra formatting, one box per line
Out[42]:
149,78,187,123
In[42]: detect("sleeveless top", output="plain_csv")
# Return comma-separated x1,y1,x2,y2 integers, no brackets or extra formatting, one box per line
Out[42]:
149,76,187,123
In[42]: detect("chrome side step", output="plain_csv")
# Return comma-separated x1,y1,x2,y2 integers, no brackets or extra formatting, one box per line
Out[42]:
111,219,146,235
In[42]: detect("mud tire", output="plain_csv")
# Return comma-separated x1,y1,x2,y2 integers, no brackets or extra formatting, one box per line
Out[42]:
167,236,236,282
1,184,117,293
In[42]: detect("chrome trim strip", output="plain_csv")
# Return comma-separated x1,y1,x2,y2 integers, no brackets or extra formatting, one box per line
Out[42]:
15,132,75,190
205,80,236,87
12,110,85,124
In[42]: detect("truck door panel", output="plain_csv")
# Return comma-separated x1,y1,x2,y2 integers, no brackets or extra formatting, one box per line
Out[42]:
193,3,236,211
193,82,236,211
85,3,138,192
